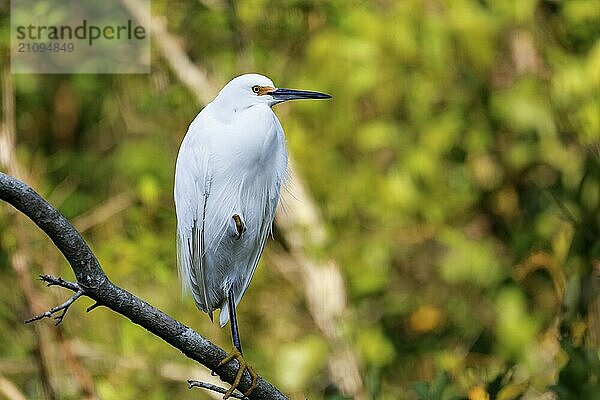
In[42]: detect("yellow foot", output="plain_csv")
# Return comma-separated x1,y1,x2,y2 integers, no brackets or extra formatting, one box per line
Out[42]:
217,348,258,399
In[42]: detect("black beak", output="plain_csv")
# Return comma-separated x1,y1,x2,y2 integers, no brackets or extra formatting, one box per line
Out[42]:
270,88,332,102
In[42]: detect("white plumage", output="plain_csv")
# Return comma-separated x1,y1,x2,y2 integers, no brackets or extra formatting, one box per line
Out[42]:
175,73,330,337
175,74,288,327
174,74,329,398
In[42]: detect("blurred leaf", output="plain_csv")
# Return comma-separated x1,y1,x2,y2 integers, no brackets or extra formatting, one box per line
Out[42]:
357,325,396,367
275,335,328,392
495,287,539,359
412,372,450,400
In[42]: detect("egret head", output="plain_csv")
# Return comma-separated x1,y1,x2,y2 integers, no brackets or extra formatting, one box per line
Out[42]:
213,73,331,110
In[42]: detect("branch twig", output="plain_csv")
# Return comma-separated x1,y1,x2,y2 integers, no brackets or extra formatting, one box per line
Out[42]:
40,274,81,292
0,172,287,400
24,276,84,325
188,380,248,399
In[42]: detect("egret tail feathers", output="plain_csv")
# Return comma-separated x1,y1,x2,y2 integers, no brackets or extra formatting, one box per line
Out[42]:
220,301,230,327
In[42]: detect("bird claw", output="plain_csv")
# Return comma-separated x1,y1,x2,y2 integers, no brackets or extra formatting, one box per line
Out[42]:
231,214,246,240
217,348,258,399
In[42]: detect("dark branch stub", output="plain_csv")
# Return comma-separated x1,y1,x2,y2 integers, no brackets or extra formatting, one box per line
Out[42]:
86,301,103,313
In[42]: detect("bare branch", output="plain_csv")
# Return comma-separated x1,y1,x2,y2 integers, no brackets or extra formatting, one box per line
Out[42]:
0,375,27,400
0,172,287,400
25,284,84,325
39,274,81,292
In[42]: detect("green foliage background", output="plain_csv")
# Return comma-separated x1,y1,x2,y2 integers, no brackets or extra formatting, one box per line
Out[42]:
1,1,599,399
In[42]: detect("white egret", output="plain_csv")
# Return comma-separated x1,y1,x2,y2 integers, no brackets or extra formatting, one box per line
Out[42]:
174,73,331,398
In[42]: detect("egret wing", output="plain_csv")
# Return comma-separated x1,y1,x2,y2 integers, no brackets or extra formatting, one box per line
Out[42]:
175,123,216,318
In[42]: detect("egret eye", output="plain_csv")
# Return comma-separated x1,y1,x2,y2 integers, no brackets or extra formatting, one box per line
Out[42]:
252,85,261,94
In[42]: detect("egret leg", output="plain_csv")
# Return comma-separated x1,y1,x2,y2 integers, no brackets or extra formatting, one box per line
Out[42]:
217,290,258,399
228,289,243,354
